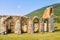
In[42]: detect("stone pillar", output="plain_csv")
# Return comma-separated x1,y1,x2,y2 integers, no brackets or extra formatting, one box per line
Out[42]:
38,19,41,32
15,19,21,34
40,18,44,32
28,19,34,34
0,17,7,34
48,17,54,32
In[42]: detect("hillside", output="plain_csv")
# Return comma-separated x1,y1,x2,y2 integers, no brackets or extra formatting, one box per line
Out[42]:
26,3,60,23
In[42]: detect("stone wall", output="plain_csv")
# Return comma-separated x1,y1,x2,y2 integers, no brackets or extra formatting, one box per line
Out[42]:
0,6,54,34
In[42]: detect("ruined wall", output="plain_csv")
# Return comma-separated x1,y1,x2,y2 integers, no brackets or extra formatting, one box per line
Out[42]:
42,6,54,32
0,6,54,35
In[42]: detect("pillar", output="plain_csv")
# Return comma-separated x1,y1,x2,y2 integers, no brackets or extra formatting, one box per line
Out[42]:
15,18,21,34
40,18,44,32
0,17,7,34
48,17,54,32
28,19,34,34
38,19,40,32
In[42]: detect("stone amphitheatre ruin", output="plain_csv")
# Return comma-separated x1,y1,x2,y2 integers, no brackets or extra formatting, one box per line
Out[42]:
0,6,54,34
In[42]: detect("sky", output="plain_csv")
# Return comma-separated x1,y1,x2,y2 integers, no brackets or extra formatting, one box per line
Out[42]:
0,0,60,16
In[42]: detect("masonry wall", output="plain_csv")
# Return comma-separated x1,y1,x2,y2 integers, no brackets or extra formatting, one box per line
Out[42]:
0,7,54,34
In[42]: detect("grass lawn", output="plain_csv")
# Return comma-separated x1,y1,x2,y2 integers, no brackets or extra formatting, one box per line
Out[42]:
0,23,60,40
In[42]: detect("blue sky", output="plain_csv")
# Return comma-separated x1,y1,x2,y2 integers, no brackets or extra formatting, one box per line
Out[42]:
0,0,60,16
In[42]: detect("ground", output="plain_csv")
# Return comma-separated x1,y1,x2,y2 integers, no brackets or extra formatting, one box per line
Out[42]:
0,23,60,40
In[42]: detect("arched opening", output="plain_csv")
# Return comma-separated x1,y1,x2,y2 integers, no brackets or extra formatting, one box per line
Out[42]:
5,16,14,33
44,19,48,32
21,17,28,33
33,17,40,33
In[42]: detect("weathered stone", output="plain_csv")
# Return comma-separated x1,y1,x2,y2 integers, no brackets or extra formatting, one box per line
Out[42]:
28,19,34,34
0,6,54,34
40,18,44,32
33,16,41,32
48,17,54,32
15,19,21,34
0,17,7,34
42,6,54,32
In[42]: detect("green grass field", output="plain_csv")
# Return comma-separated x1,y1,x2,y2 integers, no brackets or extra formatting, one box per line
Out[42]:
0,23,60,40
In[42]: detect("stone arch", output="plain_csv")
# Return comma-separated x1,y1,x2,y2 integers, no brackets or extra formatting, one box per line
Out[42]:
5,16,15,33
33,16,40,32
21,16,28,33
